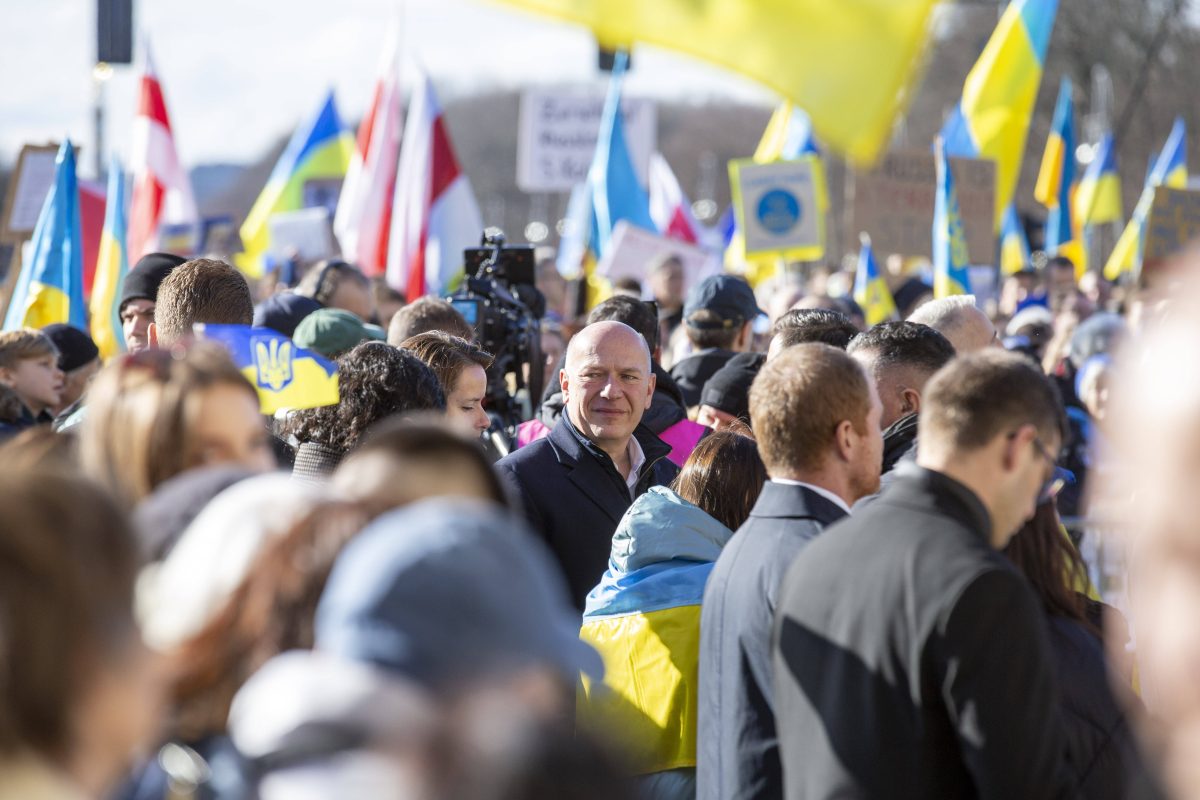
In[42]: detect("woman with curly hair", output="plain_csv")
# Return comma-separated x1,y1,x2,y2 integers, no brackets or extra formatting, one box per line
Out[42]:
286,341,445,481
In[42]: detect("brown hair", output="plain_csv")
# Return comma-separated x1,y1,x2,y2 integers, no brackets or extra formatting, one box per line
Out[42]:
400,331,494,398
153,258,254,346
0,469,138,761
685,309,742,350
167,500,370,739
1003,502,1097,636
0,328,58,370
78,344,261,508
749,343,871,475
920,349,1066,452
671,426,766,531
388,296,475,345
334,418,508,516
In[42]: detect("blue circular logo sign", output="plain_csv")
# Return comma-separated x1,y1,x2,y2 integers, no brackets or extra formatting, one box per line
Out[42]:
756,189,801,235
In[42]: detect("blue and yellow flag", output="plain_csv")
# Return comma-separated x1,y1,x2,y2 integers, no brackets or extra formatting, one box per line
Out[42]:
1000,203,1032,275
89,156,130,360
491,0,937,165
237,91,354,278
941,0,1059,229
933,139,971,298
725,101,829,285
196,324,339,414
1035,78,1076,254
590,51,656,259
854,233,897,326
1074,133,1122,226
4,141,86,331
1105,116,1188,280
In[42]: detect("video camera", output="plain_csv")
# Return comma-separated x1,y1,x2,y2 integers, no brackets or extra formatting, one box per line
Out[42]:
448,228,545,445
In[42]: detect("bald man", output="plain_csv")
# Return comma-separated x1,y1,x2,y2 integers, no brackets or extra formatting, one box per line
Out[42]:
496,321,680,609
907,295,997,354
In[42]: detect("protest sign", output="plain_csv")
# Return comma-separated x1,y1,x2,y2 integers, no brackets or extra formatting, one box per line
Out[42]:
729,158,822,256
1144,186,1200,262
851,151,995,261
1,144,63,241
596,220,720,293
517,89,655,192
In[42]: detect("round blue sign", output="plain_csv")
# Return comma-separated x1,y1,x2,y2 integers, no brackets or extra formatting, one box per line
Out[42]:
756,189,801,235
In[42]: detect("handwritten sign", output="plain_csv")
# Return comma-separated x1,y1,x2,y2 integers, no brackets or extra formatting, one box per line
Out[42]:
1144,187,1200,263
517,89,656,193
851,151,995,261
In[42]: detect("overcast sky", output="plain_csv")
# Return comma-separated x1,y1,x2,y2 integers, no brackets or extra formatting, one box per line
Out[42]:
1,0,777,176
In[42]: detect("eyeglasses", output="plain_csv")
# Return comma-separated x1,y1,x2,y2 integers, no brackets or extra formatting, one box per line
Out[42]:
1031,435,1066,504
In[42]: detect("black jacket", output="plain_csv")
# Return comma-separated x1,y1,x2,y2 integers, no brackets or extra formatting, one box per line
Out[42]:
772,464,1075,799
495,415,678,610
669,348,737,408
1047,608,1140,799
697,482,847,800
881,412,919,475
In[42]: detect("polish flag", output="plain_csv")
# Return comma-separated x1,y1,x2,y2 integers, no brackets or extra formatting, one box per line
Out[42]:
127,42,198,260
386,66,482,301
648,152,701,244
334,33,402,276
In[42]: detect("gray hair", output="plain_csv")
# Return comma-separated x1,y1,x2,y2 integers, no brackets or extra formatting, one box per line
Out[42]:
907,295,979,339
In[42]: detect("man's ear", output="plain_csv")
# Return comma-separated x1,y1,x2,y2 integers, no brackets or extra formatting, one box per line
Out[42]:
646,370,657,401
558,368,569,400
900,387,921,416
834,419,856,462
0,366,13,388
147,322,159,348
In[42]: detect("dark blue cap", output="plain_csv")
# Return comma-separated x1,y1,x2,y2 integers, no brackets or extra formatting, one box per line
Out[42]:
683,275,763,328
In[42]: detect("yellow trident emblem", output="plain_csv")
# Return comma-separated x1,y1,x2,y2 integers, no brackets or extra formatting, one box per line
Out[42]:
253,337,294,392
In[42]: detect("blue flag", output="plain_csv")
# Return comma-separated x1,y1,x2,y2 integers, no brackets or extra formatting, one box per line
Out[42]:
4,140,86,331
197,324,339,414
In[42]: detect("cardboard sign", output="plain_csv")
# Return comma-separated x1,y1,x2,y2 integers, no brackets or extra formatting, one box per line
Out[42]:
1,144,62,241
517,89,656,192
267,207,335,263
851,151,995,261
1144,186,1200,262
730,159,822,255
596,220,720,292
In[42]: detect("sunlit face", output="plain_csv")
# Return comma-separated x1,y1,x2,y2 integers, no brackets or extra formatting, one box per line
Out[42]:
562,326,655,452
120,299,156,353
330,280,376,323
188,383,275,472
696,404,738,432
0,353,64,415
994,431,1059,547
446,364,490,436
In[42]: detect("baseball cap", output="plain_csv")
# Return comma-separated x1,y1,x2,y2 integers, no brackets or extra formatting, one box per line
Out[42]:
316,498,603,693
292,308,384,359
683,275,764,328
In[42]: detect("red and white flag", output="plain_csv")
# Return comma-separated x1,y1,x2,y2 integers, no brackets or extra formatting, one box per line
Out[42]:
127,42,198,260
648,152,701,244
334,32,402,277
386,66,481,301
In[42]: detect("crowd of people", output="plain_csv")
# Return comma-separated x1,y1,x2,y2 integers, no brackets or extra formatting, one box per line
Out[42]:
0,241,1196,800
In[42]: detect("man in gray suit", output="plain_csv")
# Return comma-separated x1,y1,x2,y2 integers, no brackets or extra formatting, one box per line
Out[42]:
697,343,883,800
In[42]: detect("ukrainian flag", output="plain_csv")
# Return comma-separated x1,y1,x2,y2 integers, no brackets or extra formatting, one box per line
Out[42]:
1105,117,1187,280
1000,203,1032,275
4,141,86,331
237,91,354,278
941,0,1059,230
854,233,897,326
1074,133,1122,226
725,101,828,285
196,323,339,414
1034,78,1076,253
933,139,972,298
89,156,130,360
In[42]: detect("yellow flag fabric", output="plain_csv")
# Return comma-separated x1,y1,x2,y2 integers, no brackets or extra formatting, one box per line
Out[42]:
491,0,938,165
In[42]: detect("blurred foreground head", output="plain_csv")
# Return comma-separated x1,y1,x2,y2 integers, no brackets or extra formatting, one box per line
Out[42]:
1104,260,1200,797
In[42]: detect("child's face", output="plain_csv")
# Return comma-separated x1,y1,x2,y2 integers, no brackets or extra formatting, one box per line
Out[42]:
2,354,64,413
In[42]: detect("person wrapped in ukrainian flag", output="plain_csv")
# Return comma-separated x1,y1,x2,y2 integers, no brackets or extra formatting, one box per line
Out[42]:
578,430,766,799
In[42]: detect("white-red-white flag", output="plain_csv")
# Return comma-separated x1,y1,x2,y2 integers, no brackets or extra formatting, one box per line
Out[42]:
334,32,402,277
127,42,198,260
386,66,481,301
648,152,701,244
